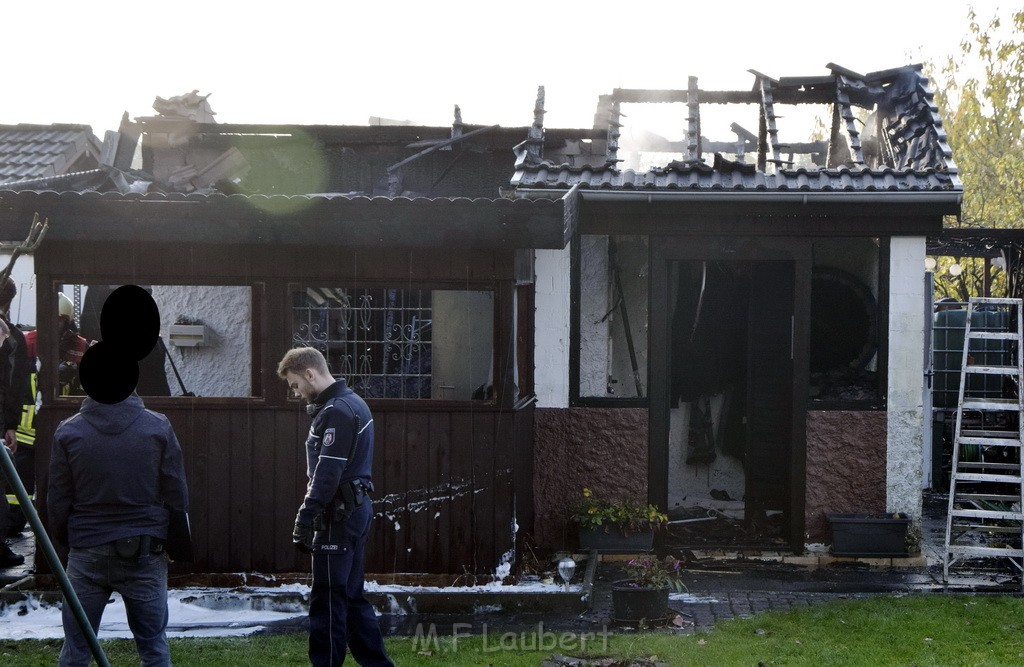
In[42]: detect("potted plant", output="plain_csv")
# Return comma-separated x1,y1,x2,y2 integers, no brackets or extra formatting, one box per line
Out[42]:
611,555,686,624
574,487,669,552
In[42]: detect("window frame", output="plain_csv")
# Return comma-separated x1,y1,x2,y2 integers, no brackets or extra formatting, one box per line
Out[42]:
286,280,505,408
569,232,650,408
47,279,266,408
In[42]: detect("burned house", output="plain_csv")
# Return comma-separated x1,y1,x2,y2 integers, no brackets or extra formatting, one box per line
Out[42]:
0,62,959,575
0,107,574,575
517,63,960,551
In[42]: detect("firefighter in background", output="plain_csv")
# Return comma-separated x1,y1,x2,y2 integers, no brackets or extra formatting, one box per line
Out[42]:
9,322,39,537
6,292,90,536
0,278,32,548
56,293,89,396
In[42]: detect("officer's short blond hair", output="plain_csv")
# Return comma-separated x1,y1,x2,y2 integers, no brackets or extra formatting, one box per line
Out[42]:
277,346,330,379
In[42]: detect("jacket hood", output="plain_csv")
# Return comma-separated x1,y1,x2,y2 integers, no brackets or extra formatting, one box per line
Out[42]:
79,393,146,435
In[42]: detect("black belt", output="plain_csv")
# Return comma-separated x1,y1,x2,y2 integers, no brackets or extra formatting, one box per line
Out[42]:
110,535,164,558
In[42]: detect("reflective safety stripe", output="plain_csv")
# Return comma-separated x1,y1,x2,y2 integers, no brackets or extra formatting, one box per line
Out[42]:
5,494,34,506
17,372,37,445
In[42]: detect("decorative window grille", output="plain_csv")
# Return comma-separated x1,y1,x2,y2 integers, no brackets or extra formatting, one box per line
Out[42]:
292,287,432,398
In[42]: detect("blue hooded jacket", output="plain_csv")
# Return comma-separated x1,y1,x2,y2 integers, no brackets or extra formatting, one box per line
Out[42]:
47,393,189,548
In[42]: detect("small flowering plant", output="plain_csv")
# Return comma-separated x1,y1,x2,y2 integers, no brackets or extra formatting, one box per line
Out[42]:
623,555,687,592
574,487,669,536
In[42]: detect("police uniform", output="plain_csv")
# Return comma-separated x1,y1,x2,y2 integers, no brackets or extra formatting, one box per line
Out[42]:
297,379,392,667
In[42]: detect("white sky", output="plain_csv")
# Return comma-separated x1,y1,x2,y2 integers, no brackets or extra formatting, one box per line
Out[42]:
5,1,1019,137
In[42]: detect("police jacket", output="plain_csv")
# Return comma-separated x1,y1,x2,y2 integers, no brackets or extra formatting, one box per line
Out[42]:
298,379,374,527
47,393,189,548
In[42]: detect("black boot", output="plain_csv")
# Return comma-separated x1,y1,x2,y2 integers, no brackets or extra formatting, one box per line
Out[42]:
0,541,25,568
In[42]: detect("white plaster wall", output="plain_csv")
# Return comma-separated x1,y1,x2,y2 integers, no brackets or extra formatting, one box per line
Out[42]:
887,236,926,527
579,235,610,396
534,246,571,408
152,285,252,397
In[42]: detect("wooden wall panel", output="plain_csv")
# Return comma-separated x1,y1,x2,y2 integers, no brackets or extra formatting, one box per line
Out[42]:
472,412,497,573
427,412,452,573
34,401,532,575
447,412,475,571
404,412,431,571
33,244,533,575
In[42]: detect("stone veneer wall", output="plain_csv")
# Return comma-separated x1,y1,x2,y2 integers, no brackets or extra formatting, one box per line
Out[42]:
533,407,648,548
804,410,887,543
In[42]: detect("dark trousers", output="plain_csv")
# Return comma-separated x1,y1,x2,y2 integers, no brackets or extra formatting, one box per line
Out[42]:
309,502,392,667
5,445,34,532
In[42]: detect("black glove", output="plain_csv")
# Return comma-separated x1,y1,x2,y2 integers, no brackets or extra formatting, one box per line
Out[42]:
292,519,314,555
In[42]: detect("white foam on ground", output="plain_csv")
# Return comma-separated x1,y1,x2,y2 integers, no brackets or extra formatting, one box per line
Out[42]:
0,578,581,640
0,586,311,640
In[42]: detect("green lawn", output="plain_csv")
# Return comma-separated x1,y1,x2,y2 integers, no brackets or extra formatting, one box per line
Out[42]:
3,594,1024,666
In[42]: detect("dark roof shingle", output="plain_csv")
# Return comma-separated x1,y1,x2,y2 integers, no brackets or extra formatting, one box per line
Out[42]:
0,124,101,185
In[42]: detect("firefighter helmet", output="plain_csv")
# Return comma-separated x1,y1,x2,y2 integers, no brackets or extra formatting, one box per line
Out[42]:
58,292,74,320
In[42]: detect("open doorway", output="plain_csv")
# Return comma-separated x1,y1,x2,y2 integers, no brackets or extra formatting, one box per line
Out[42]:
665,259,794,548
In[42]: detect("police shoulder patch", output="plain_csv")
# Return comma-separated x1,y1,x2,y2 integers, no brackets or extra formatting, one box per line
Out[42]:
322,428,335,447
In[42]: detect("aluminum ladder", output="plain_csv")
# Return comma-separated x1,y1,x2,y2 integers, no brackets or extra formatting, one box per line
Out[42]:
943,297,1024,584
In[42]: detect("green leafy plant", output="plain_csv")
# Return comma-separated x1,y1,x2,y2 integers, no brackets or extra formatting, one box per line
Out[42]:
622,555,687,592
574,487,668,535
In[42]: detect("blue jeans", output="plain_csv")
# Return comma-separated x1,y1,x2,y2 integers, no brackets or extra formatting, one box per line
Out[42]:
59,542,170,667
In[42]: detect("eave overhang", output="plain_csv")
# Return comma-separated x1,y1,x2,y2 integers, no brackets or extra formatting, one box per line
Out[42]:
0,190,577,250
517,187,957,237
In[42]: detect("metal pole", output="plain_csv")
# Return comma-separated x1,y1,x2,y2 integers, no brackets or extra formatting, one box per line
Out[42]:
0,444,110,667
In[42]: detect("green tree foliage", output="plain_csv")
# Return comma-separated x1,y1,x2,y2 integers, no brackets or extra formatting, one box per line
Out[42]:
927,8,1023,299
933,7,1024,229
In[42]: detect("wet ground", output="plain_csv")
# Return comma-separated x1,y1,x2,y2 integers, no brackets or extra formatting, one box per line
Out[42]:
3,490,1023,638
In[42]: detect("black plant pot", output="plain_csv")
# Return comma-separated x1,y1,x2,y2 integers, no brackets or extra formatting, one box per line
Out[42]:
610,580,669,623
826,513,911,557
578,527,654,553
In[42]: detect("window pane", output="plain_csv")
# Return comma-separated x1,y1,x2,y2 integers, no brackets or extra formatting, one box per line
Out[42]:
292,287,493,400
57,284,254,398
578,235,649,398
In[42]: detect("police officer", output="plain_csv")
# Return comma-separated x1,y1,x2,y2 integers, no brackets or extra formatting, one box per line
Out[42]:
277,346,392,667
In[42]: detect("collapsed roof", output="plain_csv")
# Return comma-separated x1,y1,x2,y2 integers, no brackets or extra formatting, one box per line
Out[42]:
512,64,961,195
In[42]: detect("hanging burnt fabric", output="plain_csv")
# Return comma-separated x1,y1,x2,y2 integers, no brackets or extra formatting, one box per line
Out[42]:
671,262,749,403
686,395,716,464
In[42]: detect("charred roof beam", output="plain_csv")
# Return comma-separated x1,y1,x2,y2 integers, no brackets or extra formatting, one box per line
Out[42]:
605,98,623,168
386,123,499,196
751,71,786,172
835,75,866,166
686,77,702,162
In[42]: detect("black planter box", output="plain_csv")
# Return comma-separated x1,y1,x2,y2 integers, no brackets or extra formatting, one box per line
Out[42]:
826,513,910,557
578,527,654,553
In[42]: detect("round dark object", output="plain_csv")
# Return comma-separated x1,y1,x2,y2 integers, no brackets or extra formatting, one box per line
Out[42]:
99,285,161,361
810,268,877,373
79,341,138,404
610,580,670,624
